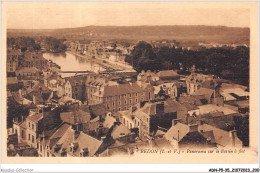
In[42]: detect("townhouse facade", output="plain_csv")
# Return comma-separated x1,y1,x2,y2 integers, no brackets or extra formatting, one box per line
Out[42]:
91,82,155,112
64,75,87,102
7,49,23,73
186,73,216,95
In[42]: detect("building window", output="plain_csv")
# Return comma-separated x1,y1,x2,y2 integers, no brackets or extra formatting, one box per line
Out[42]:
32,135,34,143
135,98,138,103
28,134,31,140
130,100,132,104
124,100,127,104
32,124,34,130
118,107,121,111
112,102,115,107
118,101,121,105
136,93,138,97
129,93,132,98
29,122,30,128
22,130,24,139
119,95,121,99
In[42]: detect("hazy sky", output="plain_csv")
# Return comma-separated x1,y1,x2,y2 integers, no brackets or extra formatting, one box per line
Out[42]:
6,2,250,29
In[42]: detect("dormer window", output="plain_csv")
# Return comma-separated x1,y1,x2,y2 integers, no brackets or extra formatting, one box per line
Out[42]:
61,148,67,157
80,148,89,157
54,144,62,153
70,142,79,152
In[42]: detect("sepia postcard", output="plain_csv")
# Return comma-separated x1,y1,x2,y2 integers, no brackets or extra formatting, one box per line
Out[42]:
1,1,259,164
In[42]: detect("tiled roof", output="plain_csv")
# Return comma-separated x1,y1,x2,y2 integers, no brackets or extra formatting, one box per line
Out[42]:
26,91,46,103
27,112,43,123
20,121,27,129
16,67,40,73
179,96,197,105
96,82,148,97
150,138,172,149
111,124,131,140
33,82,50,92
181,102,199,111
67,76,86,87
198,123,242,147
221,88,249,97
7,77,18,84
103,116,116,129
200,130,216,144
141,103,157,115
192,88,214,98
60,110,91,125
47,123,72,148
72,132,103,157
52,127,75,156
198,104,237,115
17,148,38,157
89,104,108,117
164,123,190,142
157,70,179,77
11,91,23,103
164,100,186,113
7,49,23,56
220,83,247,91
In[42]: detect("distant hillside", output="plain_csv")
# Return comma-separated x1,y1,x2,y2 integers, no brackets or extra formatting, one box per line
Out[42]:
7,25,250,45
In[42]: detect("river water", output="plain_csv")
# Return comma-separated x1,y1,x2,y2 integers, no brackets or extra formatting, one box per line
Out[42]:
43,52,105,77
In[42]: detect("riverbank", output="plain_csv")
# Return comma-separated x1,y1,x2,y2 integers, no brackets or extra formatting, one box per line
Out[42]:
66,51,135,73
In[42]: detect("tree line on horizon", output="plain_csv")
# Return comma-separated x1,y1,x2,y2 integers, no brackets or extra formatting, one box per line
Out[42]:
7,36,67,53
125,41,249,86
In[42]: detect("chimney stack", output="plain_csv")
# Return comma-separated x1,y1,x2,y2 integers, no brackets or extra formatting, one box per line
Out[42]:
74,131,80,140
188,124,198,133
172,118,182,126
19,89,22,98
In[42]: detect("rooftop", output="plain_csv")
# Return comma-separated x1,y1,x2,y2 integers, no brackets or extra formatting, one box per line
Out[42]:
198,104,237,115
